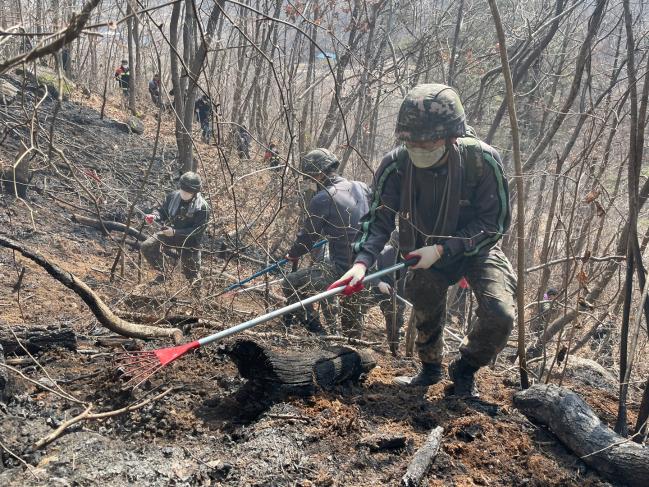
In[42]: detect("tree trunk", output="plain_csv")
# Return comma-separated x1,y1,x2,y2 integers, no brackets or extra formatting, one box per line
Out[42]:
488,0,529,388
0,323,77,355
126,1,136,114
514,384,649,487
224,339,376,396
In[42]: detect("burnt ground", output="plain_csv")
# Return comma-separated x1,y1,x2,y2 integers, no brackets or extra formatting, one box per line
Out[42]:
0,78,635,486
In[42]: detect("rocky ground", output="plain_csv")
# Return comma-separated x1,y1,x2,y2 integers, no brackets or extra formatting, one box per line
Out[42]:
0,72,637,486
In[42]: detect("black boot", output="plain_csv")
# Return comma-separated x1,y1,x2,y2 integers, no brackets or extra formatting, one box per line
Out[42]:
448,357,479,397
150,274,166,285
393,362,443,387
304,316,326,335
282,313,297,328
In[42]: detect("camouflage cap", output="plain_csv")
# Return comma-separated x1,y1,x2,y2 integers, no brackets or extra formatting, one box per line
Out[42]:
179,171,202,193
300,148,340,175
395,83,466,142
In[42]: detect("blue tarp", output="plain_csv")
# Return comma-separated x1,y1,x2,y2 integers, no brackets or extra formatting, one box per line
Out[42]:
316,52,336,60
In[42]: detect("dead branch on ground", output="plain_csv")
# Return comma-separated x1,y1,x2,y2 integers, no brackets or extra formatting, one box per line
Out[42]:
0,235,182,341
33,387,176,450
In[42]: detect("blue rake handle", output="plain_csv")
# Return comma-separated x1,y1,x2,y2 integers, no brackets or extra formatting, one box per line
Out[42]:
223,239,327,292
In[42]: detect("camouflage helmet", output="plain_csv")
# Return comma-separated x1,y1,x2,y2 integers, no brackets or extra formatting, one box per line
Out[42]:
300,148,340,176
179,171,202,193
395,83,466,142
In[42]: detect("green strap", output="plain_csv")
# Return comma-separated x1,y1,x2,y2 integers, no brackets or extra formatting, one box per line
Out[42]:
353,149,405,254
463,151,508,256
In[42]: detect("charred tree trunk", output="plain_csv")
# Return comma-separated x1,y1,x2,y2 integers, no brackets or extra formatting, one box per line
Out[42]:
126,1,136,115
0,323,77,355
224,339,376,396
514,385,649,487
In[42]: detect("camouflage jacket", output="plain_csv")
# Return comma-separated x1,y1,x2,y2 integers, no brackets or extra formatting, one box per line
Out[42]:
154,190,210,246
353,139,510,269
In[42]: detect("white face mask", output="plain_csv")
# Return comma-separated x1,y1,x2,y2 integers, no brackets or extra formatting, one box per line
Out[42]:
406,145,447,168
179,189,195,201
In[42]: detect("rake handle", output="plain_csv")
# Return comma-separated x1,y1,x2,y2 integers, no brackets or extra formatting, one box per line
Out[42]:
224,239,327,292
197,258,418,347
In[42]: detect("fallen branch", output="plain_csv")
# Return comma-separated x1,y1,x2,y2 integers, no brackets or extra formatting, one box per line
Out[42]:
0,363,85,404
0,235,182,342
33,387,175,450
401,426,444,487
514,384,649,487
0,438,40,479
525,254,625,273
72,213,148,241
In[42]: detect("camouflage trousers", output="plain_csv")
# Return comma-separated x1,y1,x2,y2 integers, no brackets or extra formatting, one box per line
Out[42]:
140,234,201,281
369,287,406,330
282,261,368,338
405,247,516,368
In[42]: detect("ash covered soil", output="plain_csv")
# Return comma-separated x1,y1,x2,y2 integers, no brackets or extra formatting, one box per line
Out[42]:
0,84,623,486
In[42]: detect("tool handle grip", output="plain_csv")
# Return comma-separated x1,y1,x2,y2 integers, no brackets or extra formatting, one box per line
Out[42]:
402,256,420,267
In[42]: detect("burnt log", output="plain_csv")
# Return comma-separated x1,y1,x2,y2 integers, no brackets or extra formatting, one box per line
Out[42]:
514,384,649,487
401,426,444,487
0,323,77,355
225,339,376,396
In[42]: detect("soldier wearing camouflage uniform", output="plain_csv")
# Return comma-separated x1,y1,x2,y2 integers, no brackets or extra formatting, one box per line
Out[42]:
142,172,210,286
283,149,371,337
335,84,516,397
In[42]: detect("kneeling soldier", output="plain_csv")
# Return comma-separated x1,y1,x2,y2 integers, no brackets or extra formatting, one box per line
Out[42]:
142,171,210,288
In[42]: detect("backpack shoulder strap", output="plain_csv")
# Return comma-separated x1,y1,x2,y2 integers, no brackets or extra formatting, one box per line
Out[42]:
457,136,484,189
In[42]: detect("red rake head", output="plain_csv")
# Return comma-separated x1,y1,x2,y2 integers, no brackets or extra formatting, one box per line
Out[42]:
113,341,200,389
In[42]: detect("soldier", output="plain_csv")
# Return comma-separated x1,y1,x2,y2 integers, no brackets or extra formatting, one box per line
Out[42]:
236,125,251,159
334,84,516,397
148,74,162,107
114,60,130,100
195,94,212,143
283,148,371,337
264,141,281,168
141,172,210,288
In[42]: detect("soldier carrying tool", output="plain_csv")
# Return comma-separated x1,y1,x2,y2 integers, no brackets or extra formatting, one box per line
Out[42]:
333,83,516,397
141,172,210,291
283,148,371,337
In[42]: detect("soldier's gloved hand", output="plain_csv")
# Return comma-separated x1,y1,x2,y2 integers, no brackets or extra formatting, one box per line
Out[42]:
378,281,392,295
285,254,300,264
160,227,175,237
145,214,155,225
406,245,443,270
327,262,367,296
